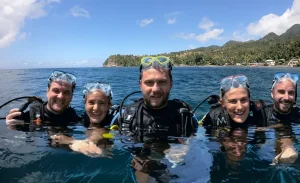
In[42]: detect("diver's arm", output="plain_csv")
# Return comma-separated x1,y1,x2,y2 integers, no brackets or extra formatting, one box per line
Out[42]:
50,134,75,145
272,138,298,164
50,134,103,156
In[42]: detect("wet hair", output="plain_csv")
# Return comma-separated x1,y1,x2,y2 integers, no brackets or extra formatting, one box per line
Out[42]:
84,90,112,106
271,78,297,102
48,80,76,93
139,68,173,81
221,87,250,99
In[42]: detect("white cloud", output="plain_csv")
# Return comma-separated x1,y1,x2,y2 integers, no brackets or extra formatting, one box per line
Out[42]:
70,6,90,18
232,31,252,42
137,18,153,27
247,0,300,36
177,17,224,42
189,45,196,49
0,58,105,69
168,18,176,24
176,33,196,40
64,59,103,67
0,0,59,48
165,11,182,17
165,11,182,25
198,17,215,31
196,28,224,42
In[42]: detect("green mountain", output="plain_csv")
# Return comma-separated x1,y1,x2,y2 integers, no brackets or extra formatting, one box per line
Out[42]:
282,24,300,39
259,32,278,41
103,24,300,67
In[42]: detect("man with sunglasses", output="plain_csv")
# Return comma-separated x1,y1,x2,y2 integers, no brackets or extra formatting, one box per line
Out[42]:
6,71,80,127
263,72,300,124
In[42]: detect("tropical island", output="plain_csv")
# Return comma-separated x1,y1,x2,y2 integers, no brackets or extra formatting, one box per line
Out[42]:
103,24,300,67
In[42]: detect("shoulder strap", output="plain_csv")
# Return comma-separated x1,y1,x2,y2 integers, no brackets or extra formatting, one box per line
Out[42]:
120,99,144,133
170,99,199,136
29,101,45,122
208,106,230,127
172,98,191,110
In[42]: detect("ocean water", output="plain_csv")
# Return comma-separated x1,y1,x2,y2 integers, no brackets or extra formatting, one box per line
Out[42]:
0,66,300,183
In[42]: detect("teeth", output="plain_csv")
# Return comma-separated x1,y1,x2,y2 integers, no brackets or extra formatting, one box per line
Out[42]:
235,112,244,115
92,113,102,116
55,100,64,105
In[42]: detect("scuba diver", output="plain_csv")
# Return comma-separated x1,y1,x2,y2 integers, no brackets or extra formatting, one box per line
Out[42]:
115,56,197,183
51,82,115,157
5,70,80,127
261,72,300,124
256,73,300,165
198,74,267,182
200,74,265,130
116,55,198,142
209,127,249,183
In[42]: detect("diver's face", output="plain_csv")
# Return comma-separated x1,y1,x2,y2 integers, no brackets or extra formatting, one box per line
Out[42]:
140,68,172,109
271,79,296,114
221,87,250,123
47,81,73,114
85,91,110,124
222,128,247,161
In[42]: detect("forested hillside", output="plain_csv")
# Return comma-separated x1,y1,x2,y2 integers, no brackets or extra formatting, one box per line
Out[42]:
103,24,300,67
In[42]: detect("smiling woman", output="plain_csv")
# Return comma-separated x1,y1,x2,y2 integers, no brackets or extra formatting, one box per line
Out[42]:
200,74,262,129
51,82,115,157
82,82,113,127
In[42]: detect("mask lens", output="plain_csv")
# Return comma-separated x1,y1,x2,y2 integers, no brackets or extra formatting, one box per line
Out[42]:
274,72,286,80
141,57,153,64
274,72,299,84
157,56,169,63
290,73,299,83
140,56,172,71
221,76,233,91
53,71,63,78
84,82,112,97
220,75,249,92
234,75,248,85
50,70,76,85
66,73,76,82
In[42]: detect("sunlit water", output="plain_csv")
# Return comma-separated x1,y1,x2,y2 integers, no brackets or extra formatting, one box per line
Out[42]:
0,66,300,183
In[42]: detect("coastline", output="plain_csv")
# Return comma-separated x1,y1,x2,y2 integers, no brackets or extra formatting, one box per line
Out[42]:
102,64,298,68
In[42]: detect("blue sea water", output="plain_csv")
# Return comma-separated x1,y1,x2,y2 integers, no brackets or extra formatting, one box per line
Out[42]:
0,66,300,183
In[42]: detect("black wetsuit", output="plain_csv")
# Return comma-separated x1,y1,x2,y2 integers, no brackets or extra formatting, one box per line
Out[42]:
117,99,197,183
256,104,300,142
201,101,267,144
118,98,197,143
263,104,300,125
22,101,80,126
201,100,265,129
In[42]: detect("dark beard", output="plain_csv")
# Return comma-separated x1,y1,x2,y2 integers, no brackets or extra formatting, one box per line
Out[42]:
274,101,293,114
144,92,170,109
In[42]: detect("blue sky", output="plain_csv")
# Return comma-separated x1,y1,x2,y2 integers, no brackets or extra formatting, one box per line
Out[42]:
0,0,299,69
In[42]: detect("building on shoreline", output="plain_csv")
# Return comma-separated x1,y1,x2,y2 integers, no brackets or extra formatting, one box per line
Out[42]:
265,59,275,66
288,59,299,67
249,62,265,66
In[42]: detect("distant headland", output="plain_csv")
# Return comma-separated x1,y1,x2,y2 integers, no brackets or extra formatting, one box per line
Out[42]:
103,24,300,67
